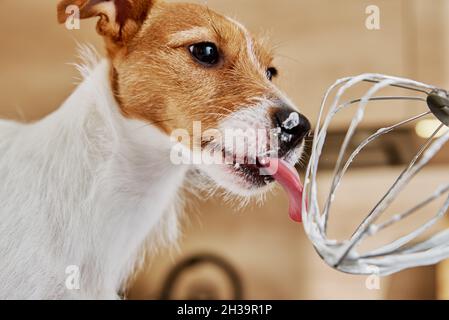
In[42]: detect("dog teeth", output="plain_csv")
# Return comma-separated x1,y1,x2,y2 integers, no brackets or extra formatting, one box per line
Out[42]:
281,134,293,142
258,157,269,166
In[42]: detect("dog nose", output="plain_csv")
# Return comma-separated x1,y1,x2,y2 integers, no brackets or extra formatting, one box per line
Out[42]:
272,108,311,153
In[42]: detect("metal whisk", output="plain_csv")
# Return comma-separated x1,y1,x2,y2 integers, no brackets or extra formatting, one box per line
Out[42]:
303,74,449,276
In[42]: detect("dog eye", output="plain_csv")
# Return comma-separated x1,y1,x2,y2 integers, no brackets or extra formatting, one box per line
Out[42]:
266,67,278,81
189,42,220,66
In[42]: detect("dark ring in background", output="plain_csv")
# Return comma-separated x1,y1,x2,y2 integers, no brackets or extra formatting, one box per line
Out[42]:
159,253,244,300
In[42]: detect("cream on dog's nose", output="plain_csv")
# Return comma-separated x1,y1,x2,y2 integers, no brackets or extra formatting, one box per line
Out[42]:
272,108,311,155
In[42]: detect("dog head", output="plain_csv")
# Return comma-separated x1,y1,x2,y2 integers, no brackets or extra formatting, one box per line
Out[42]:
57,0,311,196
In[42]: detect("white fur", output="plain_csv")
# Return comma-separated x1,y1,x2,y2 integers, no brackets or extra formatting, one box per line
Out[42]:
0,53,188,299
0,37,304,298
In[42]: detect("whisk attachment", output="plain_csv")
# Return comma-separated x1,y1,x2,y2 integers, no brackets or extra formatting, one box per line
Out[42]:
303,74,449,276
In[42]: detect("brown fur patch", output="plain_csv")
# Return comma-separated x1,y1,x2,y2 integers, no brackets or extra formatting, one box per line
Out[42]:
58,0,280,136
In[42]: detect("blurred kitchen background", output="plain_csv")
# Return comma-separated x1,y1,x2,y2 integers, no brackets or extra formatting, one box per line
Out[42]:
1,0,449,299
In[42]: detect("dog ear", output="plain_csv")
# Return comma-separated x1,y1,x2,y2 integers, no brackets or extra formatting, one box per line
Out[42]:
57,0,154,45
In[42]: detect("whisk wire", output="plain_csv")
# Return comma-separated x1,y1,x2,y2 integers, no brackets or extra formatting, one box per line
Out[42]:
303,74,449,275
335,123,445,267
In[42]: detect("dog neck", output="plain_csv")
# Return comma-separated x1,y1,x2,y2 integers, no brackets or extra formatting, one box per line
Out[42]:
34,58,187,297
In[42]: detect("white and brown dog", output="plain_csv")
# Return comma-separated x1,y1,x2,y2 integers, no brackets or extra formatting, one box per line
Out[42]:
0,0,310,299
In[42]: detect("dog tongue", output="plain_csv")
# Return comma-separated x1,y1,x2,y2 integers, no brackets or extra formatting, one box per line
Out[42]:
263,158,305,223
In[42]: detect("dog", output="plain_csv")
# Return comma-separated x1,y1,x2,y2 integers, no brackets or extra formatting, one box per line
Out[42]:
0,0,310,299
